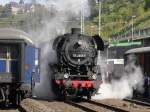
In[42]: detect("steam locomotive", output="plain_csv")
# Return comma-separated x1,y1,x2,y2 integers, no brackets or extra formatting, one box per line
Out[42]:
0,28,40,105
51,28,104,99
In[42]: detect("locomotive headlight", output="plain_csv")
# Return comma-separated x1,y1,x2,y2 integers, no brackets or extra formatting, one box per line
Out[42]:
92,74,97,80
64,73,69,79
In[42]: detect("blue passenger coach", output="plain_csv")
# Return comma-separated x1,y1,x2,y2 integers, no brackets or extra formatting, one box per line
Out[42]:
0,28,40,105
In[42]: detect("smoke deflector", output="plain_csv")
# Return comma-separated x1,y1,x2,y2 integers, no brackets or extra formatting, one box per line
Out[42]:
93,35,104,51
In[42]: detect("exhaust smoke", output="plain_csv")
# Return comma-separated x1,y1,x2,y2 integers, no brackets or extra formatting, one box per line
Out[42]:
26,0,90,99
93,54,144,100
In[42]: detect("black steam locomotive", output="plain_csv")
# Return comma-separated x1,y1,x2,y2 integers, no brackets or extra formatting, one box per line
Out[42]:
51,28,104,99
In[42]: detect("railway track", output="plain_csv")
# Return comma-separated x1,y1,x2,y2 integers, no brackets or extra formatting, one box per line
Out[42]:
65,100,97,112
14,98,150,112
86,99,129,112
65,99,129,112
124,98,150,107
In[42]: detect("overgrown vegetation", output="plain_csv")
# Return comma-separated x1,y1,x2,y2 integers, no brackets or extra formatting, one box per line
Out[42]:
0,0,150,40
86,0,150,40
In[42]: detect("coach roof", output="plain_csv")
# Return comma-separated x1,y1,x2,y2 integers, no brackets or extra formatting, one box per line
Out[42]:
125,46,150,54
0,28,33,44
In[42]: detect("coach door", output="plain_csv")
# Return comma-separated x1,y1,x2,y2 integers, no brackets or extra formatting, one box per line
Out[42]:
0,45,19,81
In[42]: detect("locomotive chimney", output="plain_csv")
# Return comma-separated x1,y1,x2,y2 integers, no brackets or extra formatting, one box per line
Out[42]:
71,28,80,34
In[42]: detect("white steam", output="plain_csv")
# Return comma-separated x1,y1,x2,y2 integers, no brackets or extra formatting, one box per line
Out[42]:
29,0,90,99
29,0,90,44
20,0,144,100
93,53,144,100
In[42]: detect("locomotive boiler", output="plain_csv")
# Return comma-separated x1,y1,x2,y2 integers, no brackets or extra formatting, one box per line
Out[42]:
51,28,104,99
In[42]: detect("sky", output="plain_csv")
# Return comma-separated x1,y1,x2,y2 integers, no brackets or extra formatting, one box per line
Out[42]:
0,0,45,5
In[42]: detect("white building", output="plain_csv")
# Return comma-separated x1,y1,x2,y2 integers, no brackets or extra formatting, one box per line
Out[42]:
5,1,35,16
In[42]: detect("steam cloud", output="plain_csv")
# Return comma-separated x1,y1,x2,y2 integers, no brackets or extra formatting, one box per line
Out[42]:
17,0,144,100
27,0,90,99
93,53,144,100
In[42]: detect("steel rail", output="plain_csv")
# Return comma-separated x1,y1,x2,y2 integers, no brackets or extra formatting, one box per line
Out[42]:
124,98,150,107
85,99,129,112
64,100,97,112
65,99,129,112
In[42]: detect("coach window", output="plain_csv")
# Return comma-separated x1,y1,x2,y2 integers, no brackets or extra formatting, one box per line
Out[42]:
0,45,7,73
9,46,19,74
0,46,7,59
10,46,18,59
0,46,7,72
0,45,19,73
